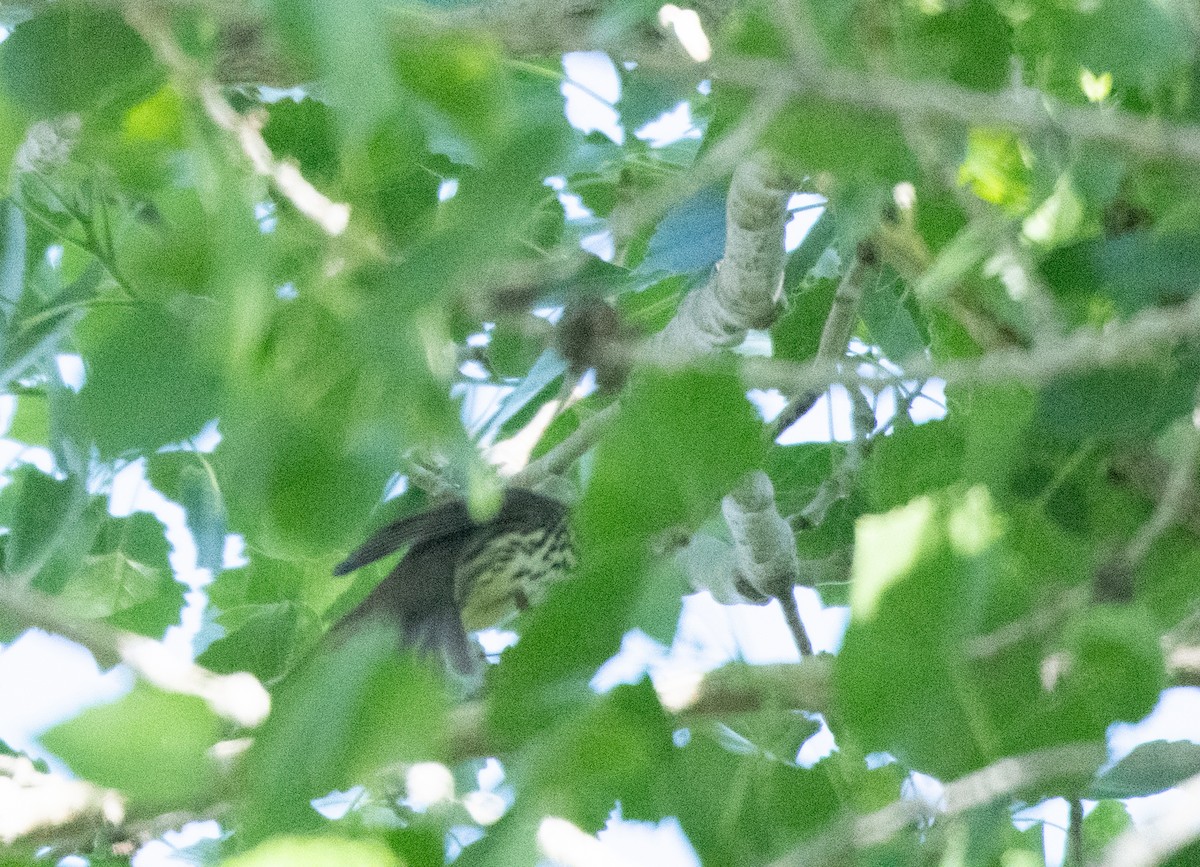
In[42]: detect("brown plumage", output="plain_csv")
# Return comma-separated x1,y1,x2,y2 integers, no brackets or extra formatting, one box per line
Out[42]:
332,488,574,677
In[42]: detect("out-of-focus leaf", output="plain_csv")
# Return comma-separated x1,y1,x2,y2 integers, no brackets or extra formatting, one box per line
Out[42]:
1043,232,1200,315
958,128,1031,211
669,734,839,864
1014,0,1193,100
1082,800,1133,853
41,685,221,807
618,274,685,335
76,304,221,458
390,18,512,153
1036,352,1200,442
892,0,1011,93
198,601,319,684
835,490,1135,780
262,97,340,184
239,621,449,841
524,681,674,829
860,271,927,362
7,389,49,447
223,836,401,867
487,349,568,441
772,277,836,364
2,464,84,584
268,0,396,145
0,5,162,117
862,420,964,511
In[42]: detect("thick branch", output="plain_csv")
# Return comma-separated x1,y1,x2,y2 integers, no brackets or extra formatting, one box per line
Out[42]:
722,471,812,655
517,157,794,480
649,159,793,362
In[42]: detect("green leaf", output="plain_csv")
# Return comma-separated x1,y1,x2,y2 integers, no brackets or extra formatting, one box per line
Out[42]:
669,734,839,864
764,94,918,186
7,389,50,447
522,680,675,830
41,684,221,807
25,506,183,638
268,0,397,145
390,18,513,153
198,602,319,683
1043,232,1200,315
0,5,162,117
1082,800,1133,853
1040,604,1166,742
860,271,927,362
834,489,1112,779
892,0,1012,93
76,304,222,458
2,465,84,584
1090,740,1200,799
145,453,227,573
1014,0,1194,100
239,621,449,841
862,420,965,510
579,368,763,548
223,836,402,867
1036,352,1200,442
262,98,340,185
772,277,836,364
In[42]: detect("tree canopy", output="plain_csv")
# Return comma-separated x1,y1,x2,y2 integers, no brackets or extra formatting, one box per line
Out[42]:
3,0,1200,865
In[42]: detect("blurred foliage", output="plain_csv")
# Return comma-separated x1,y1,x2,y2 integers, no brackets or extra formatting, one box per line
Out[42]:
1,0,1200,865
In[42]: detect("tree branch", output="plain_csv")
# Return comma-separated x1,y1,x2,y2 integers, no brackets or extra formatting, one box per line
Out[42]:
713,55,1200,170
770,742,1108,867
772,246,875,439
125,3,351,237
517,156,794,483
648,158,793,362
0,584,270,728
721,471,812,655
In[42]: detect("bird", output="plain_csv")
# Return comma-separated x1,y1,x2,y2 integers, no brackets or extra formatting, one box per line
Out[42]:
331,488,575,681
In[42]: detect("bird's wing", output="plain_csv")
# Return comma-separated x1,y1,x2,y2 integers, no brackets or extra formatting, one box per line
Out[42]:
332,498,475,575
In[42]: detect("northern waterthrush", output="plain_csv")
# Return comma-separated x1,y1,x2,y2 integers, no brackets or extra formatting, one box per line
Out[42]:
332,488,575,677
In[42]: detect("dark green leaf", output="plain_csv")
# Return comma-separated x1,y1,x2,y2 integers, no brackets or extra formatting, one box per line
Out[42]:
1043,233,1200,315
198,602,318,683
0,5,162,117
1036,352,1200,442
862,421,964,510
2,465,83,583
1090,740,1200,799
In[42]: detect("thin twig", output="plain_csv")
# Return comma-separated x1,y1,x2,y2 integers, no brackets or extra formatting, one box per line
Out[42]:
772,248,874,439
124,3,351,237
